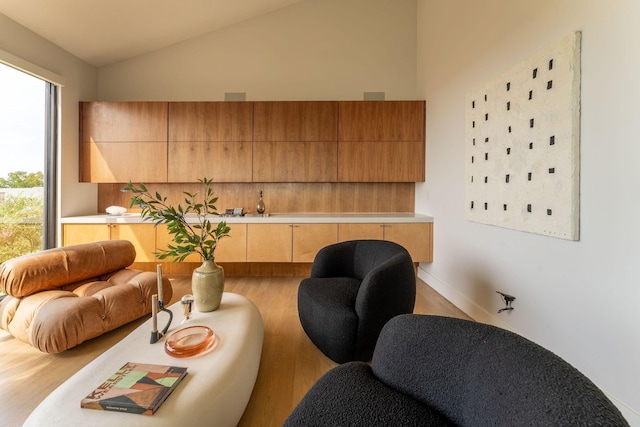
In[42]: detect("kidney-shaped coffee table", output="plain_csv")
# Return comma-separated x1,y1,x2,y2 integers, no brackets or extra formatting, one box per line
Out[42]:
24,292,264,427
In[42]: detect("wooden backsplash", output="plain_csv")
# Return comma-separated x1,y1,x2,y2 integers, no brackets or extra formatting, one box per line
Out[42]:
99,182,415,214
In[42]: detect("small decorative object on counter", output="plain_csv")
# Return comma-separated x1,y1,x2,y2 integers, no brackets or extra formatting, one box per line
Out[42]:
256,190,266,215
181,294,194,324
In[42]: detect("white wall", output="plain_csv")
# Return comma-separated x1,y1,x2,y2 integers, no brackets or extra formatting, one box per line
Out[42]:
0,14,98,225
97,0,417,101
416,0,640,423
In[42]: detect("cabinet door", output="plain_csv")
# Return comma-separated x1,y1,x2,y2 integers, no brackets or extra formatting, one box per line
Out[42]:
82,142,168,183
110,224,156,262
337,223,383,242
81,102,168,142
168,102,253,183
383,223,433,263
292,224,338,263
63,224,111,246
216,223,247,263
253,141,337,182
156,225,201,263
156,222,246,263
63,223,155,263
246,224,292,262
253,101,338,182
337,140,424,182
168,141,252,182
338,101,424,142
80,102,169,183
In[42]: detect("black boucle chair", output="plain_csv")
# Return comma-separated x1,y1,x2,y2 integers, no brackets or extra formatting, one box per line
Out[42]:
297,240,416,364
285,314,629,427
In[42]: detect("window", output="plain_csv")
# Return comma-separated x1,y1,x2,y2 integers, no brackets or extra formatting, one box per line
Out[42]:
0,62,57,267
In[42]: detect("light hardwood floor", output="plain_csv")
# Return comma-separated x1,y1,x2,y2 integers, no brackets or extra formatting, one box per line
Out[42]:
0,275,471,427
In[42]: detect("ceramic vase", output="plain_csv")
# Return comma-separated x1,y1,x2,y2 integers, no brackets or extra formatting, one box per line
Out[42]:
192,260,224,312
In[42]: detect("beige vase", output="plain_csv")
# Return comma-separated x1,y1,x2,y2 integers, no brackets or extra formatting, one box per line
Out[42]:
192,260,224,312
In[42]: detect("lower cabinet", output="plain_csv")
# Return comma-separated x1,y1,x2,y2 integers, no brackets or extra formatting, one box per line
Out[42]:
156,223,248,263
62,224,156,262
292,224,338,262
338,222,433,262
246,224,292,262
246,223,338,263
63,220,432,266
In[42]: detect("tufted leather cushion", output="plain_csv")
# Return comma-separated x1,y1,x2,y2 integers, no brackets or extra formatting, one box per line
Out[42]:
0,240,136,297
0,241,172,353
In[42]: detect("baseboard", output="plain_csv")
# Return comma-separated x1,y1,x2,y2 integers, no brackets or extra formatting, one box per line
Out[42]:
417,265,640,427
417,265,514,332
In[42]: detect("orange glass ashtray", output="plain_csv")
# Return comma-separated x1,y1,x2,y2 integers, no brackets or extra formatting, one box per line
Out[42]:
165,325,216,358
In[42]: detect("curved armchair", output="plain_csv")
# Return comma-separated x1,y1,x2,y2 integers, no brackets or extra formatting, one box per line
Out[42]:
285,314,629,426
297,240,416,363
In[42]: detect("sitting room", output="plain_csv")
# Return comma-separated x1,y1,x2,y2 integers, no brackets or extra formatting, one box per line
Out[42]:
0,0,638,425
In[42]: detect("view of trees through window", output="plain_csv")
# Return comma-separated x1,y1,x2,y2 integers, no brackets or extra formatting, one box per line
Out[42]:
0,63,46,268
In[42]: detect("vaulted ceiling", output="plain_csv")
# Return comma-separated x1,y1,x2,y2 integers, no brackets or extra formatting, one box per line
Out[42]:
0,0,305,67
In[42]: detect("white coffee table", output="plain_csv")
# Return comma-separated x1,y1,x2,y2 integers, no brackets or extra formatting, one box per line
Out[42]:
23,292,264,427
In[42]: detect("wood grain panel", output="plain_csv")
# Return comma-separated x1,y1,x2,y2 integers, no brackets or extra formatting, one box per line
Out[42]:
62,224,110,246
338,101,425,141
100,182,415,214
254,101,338,142
292,224,338,262
247,224,292,262
168,102,252,142
167,141,253,182
253,141,337,182
384,222,433,262
338,140,425,182
110,224,156,262
81,102,168,142
156,223,247,263
337,223,383,242
81,141,167,183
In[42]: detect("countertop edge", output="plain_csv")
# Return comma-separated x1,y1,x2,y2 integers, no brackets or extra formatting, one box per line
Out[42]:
61,213,434,224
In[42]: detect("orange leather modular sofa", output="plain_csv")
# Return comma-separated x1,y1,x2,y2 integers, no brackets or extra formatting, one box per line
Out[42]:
0,240,172,353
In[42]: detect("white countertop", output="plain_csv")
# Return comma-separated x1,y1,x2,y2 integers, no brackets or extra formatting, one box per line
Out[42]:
61,212,434,224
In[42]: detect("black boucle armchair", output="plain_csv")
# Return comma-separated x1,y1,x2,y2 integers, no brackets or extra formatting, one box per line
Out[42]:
285,314,629,426
297,239,416,364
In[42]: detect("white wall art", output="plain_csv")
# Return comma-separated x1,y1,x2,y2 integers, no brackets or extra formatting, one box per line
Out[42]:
465,32,581,240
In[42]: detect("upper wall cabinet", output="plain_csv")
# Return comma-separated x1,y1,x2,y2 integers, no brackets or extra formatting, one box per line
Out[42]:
80,102,168,183
168,102,253,182
338,101,425,182
80,100,425,184
253,101,338,182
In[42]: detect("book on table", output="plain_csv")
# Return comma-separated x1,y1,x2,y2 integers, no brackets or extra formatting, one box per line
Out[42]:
81,362,187,415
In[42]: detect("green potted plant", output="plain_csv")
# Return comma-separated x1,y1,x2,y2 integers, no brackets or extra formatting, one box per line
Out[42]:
122,177,230,312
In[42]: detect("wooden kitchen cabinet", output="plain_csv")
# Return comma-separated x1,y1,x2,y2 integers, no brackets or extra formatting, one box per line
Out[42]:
168,102,253,182
338,223,383,241
253,101,338,182
156,222,247,263
247,222,338,262
247,224,293,262
80,102,168,183
383,222,432,263
292,223,338,262
62,224,111,246
338,222,432,262
338,101,425,182
62,223,156,262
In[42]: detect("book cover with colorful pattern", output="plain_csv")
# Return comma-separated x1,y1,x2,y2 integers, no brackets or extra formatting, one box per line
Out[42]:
81,362,187,415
